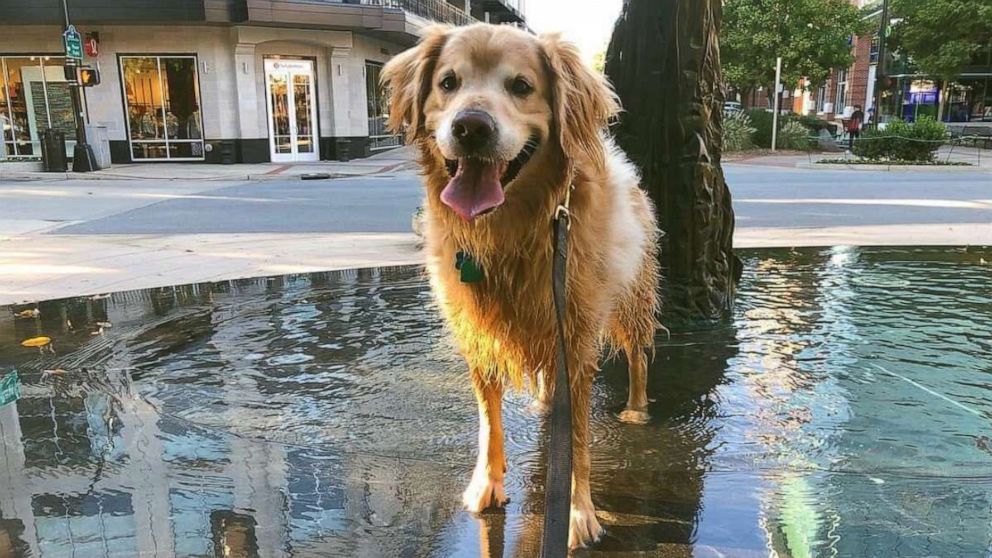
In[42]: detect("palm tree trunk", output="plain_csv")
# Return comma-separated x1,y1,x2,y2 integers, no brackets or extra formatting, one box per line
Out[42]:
605,0,740,327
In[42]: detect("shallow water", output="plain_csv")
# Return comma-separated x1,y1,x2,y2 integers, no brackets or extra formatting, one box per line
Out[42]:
0,246,990,557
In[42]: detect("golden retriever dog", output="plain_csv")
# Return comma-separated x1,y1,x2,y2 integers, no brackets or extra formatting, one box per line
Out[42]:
382,23,660,549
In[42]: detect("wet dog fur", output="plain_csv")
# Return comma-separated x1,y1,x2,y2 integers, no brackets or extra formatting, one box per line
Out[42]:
382,23,660,549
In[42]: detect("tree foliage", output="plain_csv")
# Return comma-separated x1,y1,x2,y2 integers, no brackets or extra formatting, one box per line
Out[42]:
722,0,868,93
591,49,606,74
889,0,992,82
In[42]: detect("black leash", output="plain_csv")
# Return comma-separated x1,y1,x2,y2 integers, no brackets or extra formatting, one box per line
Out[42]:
540,197,574,558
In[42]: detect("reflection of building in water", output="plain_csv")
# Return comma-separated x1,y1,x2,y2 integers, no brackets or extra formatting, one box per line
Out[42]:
0,280,294,556
0,271,463,556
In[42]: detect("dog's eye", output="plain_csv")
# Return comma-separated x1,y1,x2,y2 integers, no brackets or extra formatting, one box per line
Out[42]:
440,74,458,92
510,77,533,97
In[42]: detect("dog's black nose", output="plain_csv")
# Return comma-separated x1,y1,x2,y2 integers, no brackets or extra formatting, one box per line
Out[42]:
451,110,496,150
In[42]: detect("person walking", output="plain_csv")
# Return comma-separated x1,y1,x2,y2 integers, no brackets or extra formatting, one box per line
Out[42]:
847,105,865,151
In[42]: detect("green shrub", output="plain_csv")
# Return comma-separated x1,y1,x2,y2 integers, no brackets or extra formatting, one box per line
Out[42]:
852,117,947,162
746,109,775,147
745,109,833,148
777,121,814,151
723,110,756,152
902,116,947,161
794,114,838,137
851,127,889,160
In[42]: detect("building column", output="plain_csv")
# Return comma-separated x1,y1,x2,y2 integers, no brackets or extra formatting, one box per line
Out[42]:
233,41,265,161
119,395,177,558
0,404,41,557
326,46,371,159
328,47,353,138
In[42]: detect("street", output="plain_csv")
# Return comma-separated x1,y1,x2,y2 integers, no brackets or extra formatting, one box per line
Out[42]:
1,157,990,304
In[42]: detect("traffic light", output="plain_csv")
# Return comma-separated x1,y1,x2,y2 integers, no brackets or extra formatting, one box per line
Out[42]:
79,66,100,87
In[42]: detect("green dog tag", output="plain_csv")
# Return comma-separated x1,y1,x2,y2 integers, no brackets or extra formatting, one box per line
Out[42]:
456,251,484,283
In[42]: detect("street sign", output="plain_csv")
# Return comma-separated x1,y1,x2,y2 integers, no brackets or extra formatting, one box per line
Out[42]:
63,25,83,60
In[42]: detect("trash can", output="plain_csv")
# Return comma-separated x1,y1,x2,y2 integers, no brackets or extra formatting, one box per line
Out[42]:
84,124,112,169
335,139,351,162
41,129,68,172
219,140,235,165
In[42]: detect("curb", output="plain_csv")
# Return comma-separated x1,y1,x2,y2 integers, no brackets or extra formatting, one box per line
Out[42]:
799,163,991,173
0,164,416,182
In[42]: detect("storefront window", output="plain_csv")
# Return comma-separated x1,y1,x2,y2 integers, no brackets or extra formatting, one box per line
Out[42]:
0,55,75,160
120,55,203,160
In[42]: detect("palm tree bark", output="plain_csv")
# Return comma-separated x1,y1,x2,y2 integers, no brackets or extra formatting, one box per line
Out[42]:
605,0,740,327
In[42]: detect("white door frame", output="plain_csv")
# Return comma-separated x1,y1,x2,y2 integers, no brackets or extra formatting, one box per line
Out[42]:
264,58,319,163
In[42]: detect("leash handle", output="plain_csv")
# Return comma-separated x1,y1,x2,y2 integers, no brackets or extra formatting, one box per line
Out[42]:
540,211,573,558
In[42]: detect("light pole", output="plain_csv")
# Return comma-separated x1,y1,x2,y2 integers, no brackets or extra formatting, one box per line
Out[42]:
872,0,889,128
61,0,96,171
771,57,782,151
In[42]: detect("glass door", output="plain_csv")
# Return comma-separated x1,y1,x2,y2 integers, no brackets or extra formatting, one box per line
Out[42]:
264,59,318,162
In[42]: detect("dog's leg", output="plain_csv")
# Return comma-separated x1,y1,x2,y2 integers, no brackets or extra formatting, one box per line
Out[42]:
618,345,650,424
569,365,604,549
463,370,508,513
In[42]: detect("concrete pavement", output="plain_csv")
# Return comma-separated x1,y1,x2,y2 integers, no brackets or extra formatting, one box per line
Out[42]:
0,146,418,182
2,153,991,305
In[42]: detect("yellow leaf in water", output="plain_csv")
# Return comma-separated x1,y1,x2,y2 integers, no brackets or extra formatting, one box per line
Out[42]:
20,336,51,348
15,309,40,319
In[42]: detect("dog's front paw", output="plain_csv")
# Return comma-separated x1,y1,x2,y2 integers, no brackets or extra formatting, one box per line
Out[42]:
462,472,508,513
568,499,604,549
618,407,650,425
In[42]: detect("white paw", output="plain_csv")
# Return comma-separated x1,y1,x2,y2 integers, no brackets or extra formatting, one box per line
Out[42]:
568,500,604,549
618,408,650,425
462,472,508,513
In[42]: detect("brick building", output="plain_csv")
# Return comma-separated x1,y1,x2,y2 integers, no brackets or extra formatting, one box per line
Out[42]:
801,0,990,126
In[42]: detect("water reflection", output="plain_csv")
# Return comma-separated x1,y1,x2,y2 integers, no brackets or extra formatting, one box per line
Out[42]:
0,247,990,557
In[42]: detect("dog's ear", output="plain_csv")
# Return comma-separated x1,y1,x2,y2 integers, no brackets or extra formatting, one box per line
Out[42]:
381,25,451,142
539,33,619,167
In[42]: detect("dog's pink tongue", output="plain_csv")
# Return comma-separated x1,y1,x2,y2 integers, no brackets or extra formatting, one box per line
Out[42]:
441,158,505,221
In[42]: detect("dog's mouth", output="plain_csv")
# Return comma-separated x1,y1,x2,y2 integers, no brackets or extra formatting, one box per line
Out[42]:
441,137,540,222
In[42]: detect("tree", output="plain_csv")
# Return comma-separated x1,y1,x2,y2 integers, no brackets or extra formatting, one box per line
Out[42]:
722,0,868,102
605,0,740,326
889,0,992,120
590,50,606,74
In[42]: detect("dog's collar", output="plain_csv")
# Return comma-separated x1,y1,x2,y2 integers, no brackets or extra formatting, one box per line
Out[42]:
455,251,484,283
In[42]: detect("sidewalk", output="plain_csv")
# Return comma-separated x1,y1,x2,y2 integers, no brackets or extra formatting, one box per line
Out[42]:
0,232,421,304
2,151,990,306
730,145,992,171
0,146,418,182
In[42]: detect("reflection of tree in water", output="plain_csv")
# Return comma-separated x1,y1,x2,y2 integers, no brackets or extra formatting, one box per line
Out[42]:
494,326,739,556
